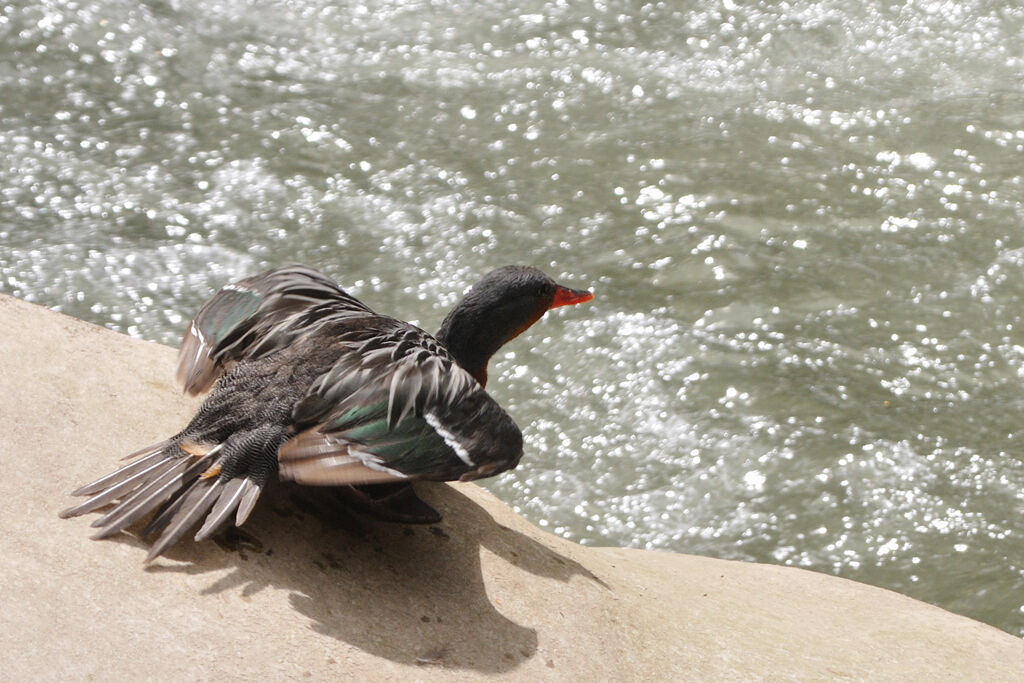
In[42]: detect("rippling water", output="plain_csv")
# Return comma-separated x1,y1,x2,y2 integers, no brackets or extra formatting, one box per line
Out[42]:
3,0,1024,636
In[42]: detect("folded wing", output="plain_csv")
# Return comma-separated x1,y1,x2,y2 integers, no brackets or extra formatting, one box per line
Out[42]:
278,324,524,486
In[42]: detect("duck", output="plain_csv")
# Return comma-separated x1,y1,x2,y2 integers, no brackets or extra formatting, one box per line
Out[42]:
60,264,594,561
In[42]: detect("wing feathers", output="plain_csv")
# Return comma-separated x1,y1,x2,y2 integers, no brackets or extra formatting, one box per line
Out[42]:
386,363,416,429
175,265,375,395
278,431,408,486
280,320,516,484
281,457,406,486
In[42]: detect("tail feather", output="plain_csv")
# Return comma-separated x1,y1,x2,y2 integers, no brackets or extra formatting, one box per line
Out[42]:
145,476,266,560
141,484,198,538
120,438,177,462
143,478,224,562
235,479,263,526
68,442,172,498
90,454,212,539
60,450,178,519
65,437,271,560
194,478,247,542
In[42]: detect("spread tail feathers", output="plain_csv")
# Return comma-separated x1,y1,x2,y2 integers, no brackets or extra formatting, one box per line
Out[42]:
61,440,266,562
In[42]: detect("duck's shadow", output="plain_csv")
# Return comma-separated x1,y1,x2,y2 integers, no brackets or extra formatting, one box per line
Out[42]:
136,482,605,673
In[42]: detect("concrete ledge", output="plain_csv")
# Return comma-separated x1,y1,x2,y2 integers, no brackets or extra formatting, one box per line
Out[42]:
2,292,1022,680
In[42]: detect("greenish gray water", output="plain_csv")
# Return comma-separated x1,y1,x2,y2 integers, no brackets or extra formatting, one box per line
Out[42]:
3,0,1024,637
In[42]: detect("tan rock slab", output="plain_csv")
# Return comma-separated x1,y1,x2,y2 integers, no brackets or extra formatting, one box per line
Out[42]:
1,293,1022,681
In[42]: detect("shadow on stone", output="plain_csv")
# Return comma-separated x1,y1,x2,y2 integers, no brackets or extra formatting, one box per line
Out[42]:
136,481,606,673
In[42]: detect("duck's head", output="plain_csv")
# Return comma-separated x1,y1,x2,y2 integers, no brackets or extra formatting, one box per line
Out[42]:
436,265,594,387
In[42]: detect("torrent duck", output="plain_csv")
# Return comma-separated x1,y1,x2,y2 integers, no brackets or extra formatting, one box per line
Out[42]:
61,264,593,561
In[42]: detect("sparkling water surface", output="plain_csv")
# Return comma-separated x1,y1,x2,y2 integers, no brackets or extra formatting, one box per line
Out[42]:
3,0,1024,636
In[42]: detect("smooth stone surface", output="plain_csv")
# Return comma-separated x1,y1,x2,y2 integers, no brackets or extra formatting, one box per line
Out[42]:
1,293,1022,681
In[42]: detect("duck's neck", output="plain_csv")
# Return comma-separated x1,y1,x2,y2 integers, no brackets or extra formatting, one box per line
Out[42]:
436,308,504,388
